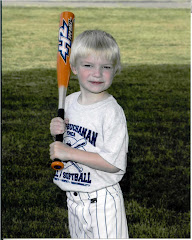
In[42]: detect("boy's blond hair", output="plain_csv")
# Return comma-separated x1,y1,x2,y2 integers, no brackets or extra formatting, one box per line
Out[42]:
70,30,121,73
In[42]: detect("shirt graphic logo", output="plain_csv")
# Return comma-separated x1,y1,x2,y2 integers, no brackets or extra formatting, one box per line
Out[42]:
54,124,97,187
66,123,98,147
65,137,87,172
58,18,73,63
54,136,91,186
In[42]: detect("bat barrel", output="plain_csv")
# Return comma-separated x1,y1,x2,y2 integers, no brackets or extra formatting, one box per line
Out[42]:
57,12,75,89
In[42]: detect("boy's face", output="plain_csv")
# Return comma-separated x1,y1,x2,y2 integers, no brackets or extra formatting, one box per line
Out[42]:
71,54,115,95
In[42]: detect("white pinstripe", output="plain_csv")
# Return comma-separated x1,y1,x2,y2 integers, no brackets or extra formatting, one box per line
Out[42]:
66,183,129,238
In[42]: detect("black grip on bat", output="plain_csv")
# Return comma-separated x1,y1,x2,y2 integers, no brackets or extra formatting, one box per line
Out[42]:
57,108,64,120
51,108,65,170
56,108,65,142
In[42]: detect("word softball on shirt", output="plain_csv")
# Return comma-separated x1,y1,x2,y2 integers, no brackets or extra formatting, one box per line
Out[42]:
54,123,99,187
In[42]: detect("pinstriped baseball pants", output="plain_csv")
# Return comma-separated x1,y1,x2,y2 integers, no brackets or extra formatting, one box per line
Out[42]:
66,183,129,238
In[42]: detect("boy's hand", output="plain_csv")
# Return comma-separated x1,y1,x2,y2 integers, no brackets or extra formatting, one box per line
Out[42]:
49,141,71,161
50,117,69,136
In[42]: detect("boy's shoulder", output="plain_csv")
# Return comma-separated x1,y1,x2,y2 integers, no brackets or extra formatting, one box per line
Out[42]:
101,96,127,127
66,91,80,100
66,91,80,104
65,92,80,110
94,95,126,124
105,95,123,110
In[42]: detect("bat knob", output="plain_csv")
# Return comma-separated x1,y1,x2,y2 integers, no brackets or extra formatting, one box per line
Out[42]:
51,161,64,170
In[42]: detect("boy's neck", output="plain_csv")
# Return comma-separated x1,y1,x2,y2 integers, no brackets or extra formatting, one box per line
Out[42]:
78,91,110,105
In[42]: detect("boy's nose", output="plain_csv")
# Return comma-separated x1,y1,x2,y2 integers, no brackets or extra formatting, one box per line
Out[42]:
93,67,102,77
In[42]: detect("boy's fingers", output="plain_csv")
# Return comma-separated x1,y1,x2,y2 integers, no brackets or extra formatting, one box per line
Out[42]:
50,117,65,128
49,142,57,158
56,117,65,122
49,142,55,148
50,121,64,130
51,117,64,124
64,118,69,124
50,117,66,136
49,142,65,160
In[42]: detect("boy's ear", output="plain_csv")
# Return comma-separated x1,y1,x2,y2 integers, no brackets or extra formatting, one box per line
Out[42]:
71,65,77,75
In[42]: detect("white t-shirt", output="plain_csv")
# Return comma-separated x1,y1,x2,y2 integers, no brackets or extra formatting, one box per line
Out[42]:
53,91,129,193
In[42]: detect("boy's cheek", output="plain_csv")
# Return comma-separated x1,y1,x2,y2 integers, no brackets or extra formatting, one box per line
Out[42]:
104,72,114,81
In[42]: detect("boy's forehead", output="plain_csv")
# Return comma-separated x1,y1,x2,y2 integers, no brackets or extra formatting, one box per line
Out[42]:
79,53,112,64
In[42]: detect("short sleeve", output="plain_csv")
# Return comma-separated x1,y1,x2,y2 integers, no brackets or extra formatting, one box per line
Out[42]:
98,107,129,172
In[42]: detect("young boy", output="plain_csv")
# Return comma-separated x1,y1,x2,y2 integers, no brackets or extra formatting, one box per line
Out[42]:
49,30,129,238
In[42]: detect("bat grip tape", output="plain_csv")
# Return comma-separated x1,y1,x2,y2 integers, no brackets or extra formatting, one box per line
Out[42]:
56,108,64,142
53,108,65,165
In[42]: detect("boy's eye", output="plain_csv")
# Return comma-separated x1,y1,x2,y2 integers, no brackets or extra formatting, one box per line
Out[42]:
84,64,92,68
103,66,112,69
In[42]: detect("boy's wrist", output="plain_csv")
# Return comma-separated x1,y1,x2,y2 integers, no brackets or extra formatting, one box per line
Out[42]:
66,144,77,161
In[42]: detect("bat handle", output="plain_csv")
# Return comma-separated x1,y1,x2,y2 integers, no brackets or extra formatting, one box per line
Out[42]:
51,108,65,170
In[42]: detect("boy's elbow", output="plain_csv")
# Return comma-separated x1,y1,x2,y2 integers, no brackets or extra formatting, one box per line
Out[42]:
109,166,120,173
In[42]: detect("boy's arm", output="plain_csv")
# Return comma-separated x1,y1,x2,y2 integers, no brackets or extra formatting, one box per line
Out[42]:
49,141,120,173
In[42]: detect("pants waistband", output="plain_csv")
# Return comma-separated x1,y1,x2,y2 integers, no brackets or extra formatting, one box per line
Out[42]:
66,183,121,202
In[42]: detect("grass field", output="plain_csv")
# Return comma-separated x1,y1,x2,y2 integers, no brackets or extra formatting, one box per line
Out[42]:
2,6,190,238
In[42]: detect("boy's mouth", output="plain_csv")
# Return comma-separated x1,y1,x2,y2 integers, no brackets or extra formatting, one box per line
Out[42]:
89,81,103,85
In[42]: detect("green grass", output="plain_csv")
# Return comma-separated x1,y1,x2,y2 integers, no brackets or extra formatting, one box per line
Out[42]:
2,7,190,71
2,6,190,238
